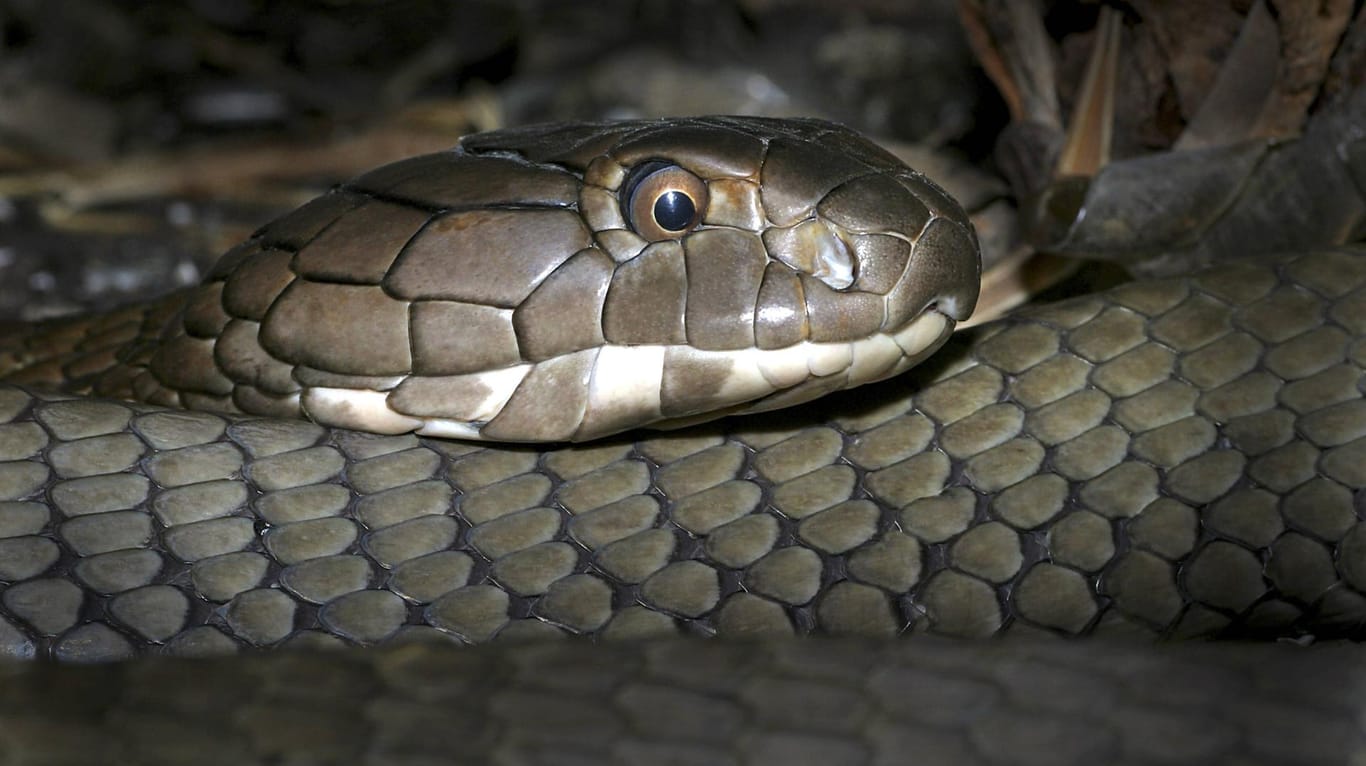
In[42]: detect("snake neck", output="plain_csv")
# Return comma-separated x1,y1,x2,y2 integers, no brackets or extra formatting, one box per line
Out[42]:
0,289,204,407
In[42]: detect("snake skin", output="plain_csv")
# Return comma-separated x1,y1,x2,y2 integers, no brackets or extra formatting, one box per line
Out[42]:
1,638,1364,764
1,110,1365,763
0,247,1361,660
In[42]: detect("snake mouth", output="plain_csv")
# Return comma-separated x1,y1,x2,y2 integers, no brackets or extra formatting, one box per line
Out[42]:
387,302,958,443
924,299,968,324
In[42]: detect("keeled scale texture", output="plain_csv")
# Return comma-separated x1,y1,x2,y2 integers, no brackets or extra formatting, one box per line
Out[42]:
0,248,1361,660
1,638,1365,764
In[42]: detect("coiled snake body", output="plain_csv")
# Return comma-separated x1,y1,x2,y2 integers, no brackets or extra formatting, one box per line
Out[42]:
0,117,1364,762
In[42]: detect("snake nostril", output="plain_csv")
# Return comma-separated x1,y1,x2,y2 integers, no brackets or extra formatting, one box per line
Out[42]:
762,219,856,290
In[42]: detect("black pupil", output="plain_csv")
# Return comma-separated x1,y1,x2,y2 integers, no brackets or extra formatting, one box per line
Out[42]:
653,190,695,232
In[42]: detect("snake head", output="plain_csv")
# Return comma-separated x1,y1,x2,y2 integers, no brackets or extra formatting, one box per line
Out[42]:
152,117,980,442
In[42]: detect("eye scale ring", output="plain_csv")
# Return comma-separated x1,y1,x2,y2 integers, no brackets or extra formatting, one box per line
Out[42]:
623,162,709,241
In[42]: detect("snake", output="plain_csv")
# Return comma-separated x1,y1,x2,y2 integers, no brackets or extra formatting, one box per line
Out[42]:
0,115,1365,761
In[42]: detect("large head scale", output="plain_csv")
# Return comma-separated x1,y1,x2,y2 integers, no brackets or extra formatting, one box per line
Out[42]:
150,117,980,441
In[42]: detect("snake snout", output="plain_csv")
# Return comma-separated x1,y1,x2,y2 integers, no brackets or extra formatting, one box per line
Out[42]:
887,221,981,328
785,143,981,331
880,184,982,328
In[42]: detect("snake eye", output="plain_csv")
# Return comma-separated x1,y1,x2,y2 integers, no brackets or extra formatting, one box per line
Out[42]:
623,163,708,241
